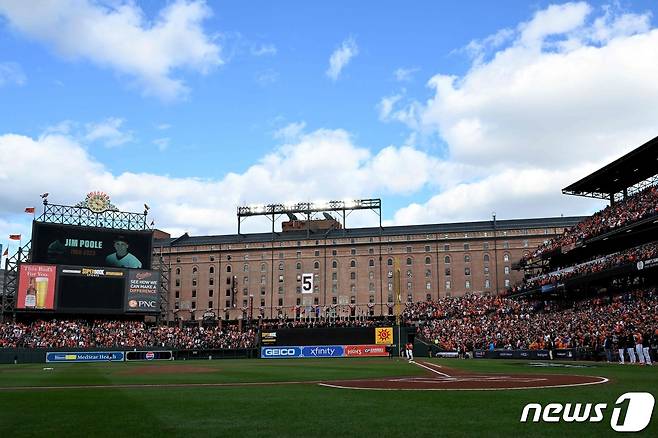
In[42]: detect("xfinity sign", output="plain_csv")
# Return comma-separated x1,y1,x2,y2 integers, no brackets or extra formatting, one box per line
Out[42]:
302,345,344,358
520,392,654,432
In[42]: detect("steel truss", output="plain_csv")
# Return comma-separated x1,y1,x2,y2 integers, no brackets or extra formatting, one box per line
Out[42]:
237,198,382,236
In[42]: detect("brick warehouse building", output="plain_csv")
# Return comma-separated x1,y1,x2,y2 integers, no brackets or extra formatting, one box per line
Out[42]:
154,216,581,322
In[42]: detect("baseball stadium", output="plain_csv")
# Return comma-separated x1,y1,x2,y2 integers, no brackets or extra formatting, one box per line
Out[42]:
1,135,657,437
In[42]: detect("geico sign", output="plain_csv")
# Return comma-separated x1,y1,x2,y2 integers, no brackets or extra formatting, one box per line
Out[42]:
264,348,296,357
520,392,654,432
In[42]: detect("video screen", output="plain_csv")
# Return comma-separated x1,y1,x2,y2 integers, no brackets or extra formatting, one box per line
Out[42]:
57,267,126,312
31,222,153,270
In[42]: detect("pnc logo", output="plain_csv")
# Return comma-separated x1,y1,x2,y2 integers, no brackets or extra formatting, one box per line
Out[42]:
128,300,138,308
520,392,655,432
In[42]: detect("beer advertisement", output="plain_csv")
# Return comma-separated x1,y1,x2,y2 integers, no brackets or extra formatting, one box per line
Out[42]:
17,264,57,310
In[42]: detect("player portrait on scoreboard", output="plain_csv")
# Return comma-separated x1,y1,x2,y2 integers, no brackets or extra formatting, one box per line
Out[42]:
105,235,142,269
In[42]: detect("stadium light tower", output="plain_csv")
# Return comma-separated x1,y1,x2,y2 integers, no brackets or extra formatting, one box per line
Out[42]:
236,198,382,236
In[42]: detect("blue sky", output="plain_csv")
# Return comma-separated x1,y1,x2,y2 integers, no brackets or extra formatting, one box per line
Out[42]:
2,0,658,259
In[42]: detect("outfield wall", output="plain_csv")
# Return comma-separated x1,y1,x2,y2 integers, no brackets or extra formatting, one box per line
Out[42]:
473,349,580,360
0,347,257,364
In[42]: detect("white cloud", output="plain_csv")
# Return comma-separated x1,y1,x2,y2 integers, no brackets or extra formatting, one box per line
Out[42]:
85,118,133,147
273,122,306,142
392,167,606,226
394,67,419,82
251,43,277,56
326,37,358,81
378,94,402,121
589,4,651,43
0,128,446,235
518,2,592,46
0,62,26,86
380,2,658,224
0,0,221,100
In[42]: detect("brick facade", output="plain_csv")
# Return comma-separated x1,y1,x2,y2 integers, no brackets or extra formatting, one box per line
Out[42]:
156,217,581,322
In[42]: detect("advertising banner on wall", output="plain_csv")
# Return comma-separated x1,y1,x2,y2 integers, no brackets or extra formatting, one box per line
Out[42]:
125,270,160,313
343,345,388,357
301,345,345,358
46,351,125,363
261,344,387,359
125,351,173,361
637,257,658,271
261,346,303,358
16,264,57,310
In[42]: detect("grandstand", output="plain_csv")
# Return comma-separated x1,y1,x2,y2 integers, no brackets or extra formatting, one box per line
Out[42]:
511,135,658,299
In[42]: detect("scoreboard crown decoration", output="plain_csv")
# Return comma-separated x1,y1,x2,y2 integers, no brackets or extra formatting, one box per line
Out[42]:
75,192,119,213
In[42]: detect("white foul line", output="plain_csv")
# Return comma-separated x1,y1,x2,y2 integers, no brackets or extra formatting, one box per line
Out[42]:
412,360,452,377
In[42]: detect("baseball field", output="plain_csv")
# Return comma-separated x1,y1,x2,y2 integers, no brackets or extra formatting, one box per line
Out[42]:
0,358,655,437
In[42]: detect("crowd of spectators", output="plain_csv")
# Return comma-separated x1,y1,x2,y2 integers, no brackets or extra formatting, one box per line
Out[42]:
1,290,656,357
402,294,534,321
0,320,256,350
510,241,658,294
413,288,657,353
523,186,658,262
261,318,386,330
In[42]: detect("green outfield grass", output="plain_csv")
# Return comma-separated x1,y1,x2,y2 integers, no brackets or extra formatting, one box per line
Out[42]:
0,358,656,437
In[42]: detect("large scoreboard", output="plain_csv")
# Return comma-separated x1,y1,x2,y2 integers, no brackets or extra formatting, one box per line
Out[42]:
31,222,153,269
16,222,159,314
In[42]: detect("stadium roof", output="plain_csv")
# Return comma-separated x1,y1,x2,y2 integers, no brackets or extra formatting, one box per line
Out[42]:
562,134,658,201
156,216,583,247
